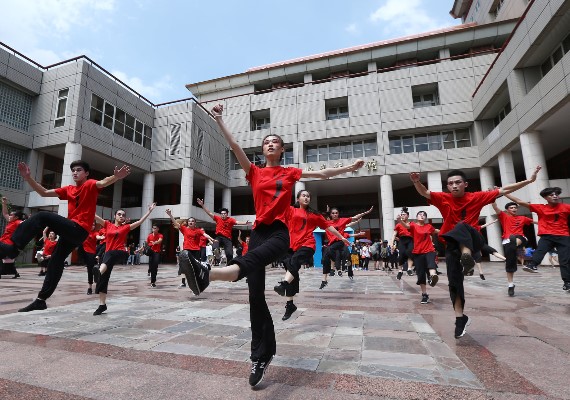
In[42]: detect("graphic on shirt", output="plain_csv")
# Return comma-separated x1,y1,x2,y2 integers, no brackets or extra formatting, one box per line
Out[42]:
273,180,283,200
298,218,307,231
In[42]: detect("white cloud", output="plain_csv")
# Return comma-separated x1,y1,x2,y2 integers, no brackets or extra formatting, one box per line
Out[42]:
369,0,452,37
111,70,173,100
345,23,359,35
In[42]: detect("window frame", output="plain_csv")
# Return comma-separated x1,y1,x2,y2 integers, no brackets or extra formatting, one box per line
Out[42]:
54,88,69,128
389,128,472,154
304,137,377,163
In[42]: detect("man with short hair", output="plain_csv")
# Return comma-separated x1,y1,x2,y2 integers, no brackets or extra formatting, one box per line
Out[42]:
0,160,130,312
409,166,540,338
504,186,570,291
147,225,163,288
196,198,249,265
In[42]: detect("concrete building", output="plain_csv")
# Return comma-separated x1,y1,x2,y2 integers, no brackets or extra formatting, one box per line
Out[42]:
1,0,569,263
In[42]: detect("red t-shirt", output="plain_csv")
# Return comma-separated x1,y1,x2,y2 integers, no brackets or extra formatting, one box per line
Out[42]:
246,164,302,228
180,225,205,251
147,233,163,252
288,206,331,251
497,212,534,239
410,222,436,254
325,217,352,244
54,179,101,232
97,228,106,244
0,219,22,245
213,215,237,238
83,230,99,254
242,242,249,255
429,189,499,238
529,203,570,236
199,235,208,248
104,220,131,251
394,223,412,238
43,239,58,256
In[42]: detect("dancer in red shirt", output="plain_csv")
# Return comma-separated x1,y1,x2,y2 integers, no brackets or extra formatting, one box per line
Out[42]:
178,104,364,387
505,187,570,291
38,228,58,277
92,203,155,315
491,201,536,296
0,197,27,279
390,207,415,280
146,225,164,287
80,221,101,295
274,190,349,320
410,166,540,338
238,230,249,256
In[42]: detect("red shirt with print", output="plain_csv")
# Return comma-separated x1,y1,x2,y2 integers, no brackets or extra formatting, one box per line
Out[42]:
213,215,237,238
529,203,570,236
54,179,101,232
288,206,331,251
429,189,499,238
325,217,352,245
83,230,99,254
147,233,163,252
497,212,534,239
104,220,131,251
0,219,22,245
180,225,205,251
43,239,58,257
199,234,208,248
246,164,302,228
394,223,412,238
410,222,436,254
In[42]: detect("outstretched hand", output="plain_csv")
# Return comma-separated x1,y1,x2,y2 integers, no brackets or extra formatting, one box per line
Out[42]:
410,172,420,183
165,208,172,216
351,159,365,171
17,162,31,179
211,104,223,117
114,165,131,180
530,165,541,181
366,206,373,214
148,202,157,212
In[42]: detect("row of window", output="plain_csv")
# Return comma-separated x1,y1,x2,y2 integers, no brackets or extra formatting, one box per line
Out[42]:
493,102,511,128
541,33,570,77
389,128,471,154
0,142,25,190
306,139,377,163
230,148,294,170
89,94,153,149
54,89,68,128
0,81,33,132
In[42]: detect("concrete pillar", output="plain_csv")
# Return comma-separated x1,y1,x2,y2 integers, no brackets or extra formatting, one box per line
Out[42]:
498,151,516,186
380,175,395,240
205,179,215,213
368,62,377,72
58,142,83,218
222,188,231,214
507,69,526,107
180,167,194,219
439,48,451,60
471,120,484,145
293,141,303,164
304,73,313,84
294,181,306,199
140,173,155,262
479,167,502,261
112,180,122,211
427,171,442,192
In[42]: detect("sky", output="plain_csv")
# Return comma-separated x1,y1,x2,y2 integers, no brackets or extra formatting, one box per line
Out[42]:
0,0,459,104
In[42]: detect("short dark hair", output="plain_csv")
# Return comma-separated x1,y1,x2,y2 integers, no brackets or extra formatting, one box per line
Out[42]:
11,210,27,221
416,210,427,218
220,208,229,214
540,187,562,198
447,170,467,181
505,202,518,209
69,160,90,173
401,207,409,216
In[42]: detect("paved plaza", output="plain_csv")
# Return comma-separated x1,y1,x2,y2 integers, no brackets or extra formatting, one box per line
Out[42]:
0,262,569,399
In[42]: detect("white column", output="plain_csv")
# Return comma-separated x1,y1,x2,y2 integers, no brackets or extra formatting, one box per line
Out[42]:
303,73,313,84
180,167,194,218
380,175,395,240
498,151,516,185
205,179,215,213
368,62,377,72
140,173,155,262
222,188,231,214
427,171,442,192
479,167,502,261
112,180,122,211
294,181,306,198
471,121,484,146
58,142,83,218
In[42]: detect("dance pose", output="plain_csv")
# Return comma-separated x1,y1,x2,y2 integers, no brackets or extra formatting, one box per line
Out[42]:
238,230,249,256
146,225,163,288
0,197,26,279
391,207,415,280
80,221,100,295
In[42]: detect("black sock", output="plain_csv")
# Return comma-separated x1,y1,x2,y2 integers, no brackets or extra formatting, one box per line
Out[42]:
286,300,293,305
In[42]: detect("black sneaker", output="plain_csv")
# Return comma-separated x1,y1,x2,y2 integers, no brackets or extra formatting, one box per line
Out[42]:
12,273,20,279
178,250,209,295
454,315,470,338
407,269,414,276
150,283,156,288
18,299,47,312
480,274,485,280
428,274,439,287
396,271,403,280
282,303,297,321
87,288,92,295
460,253,475,276
337,270,342,276
92,266,101,283
249,356,273,387
0,242,20,259
319,280,328,290
420,294,430,304
38,271,46,276
523,265,539,273
93,304,107,315
562,282,570,291
508,285,515,297
329,270,335,277
273,281,292,297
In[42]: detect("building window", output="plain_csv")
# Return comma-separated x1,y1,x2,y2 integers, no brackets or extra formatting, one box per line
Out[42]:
169,123,181,156
541,33,570,77
412,83,439,108
89,93,152,149
493,102,511,128
251,109,270,130
0,142,25,190
389,128,471,154
230,147,293,170
0,81,33,131
492,0,506,19
305,138,376,163
54,89,69,128
325,97,349,120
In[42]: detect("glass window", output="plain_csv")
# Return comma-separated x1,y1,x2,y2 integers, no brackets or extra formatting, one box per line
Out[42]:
442,131,455,149
103,103,114,130
341,144,352,159
552,46,564,65
144,125,153,139
563,34,570,54
364,139,377,156
54,89,69,128
329,143,340,160
402,136,414,153
283,149,294,165
90,108,103,125
415,134,428,152
541,59,552,76
306,147,317,163
91,94,104,111
353,142,363,158
389,138,402,154
318,145,329,161
427,133,441,150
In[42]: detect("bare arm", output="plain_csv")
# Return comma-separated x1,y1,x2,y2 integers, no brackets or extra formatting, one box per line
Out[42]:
498,165,541,195
96,165,132,189
165,209,181,230
491,202,502,215
503,193,531,209
346,218,361,228
325,226,351,246
17,162,58,197
409,172,430,200
94,215,106,226
235,219,251,226
212,104,251,174
42,227,49,241
480,219,498,229
237,230,244,245
129,203,156,231
301,159,365,179
196,198,216,220
1,197,9,221
351,206,373,222
390,231,398,247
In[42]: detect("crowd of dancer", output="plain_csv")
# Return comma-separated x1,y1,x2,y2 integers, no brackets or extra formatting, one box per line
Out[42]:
1,102,569,388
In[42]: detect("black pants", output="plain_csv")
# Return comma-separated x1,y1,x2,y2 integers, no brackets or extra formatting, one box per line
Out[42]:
96,250,128,294
10,211,88,300
84,251,96,285
217,235,233,264
413,252,436,285
529,235,570,283
283,246,314,295
0,261,18,276
233,221,289,362
148,251,160,284
397,236,413,266
503,235,527,273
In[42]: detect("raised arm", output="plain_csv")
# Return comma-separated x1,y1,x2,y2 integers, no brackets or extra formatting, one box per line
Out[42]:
42,227,49,241
499,165,541,195
491,202,502,215
351,206,373,222
325,226,351,246
93,214,106,226
129,203,156,231
409,172,430,200
196,198,216,220
503,193,531,209
237,230,244,245
301,159,365,179
18,162,58,197
165,209,181,230
1,197,9,221
347,218,361,228
96,165,132,189
212,104,251,174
